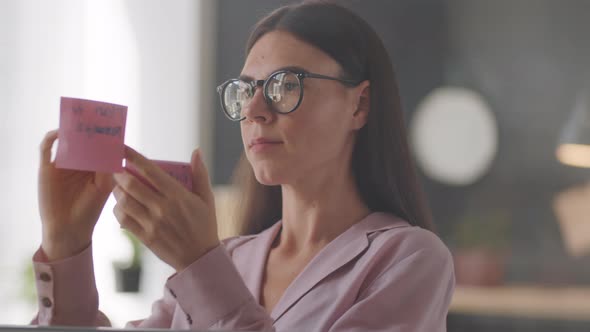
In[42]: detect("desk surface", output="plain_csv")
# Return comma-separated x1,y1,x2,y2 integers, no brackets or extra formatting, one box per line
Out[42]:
451,285,590,321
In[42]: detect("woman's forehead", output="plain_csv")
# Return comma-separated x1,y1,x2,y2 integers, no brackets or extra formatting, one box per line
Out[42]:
241,30,341,80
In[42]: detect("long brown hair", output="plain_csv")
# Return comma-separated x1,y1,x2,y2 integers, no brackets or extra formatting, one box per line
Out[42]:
231,1,433,235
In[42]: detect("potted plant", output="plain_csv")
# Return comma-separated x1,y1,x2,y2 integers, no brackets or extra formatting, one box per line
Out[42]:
451,209,512,286
113,230,143,292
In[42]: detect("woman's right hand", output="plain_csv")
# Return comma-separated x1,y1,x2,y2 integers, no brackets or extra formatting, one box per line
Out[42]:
38,130,114,261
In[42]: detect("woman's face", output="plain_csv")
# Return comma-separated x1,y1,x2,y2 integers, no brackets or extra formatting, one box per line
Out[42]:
240,30,368,186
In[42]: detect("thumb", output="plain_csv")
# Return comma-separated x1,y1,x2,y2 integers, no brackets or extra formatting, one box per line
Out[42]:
190,148,214,204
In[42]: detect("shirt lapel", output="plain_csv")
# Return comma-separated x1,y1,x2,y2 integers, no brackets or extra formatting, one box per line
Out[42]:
229,221,283,304
270,212,409,323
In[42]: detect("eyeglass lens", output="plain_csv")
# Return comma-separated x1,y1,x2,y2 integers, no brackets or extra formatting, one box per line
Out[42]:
222,71,302,120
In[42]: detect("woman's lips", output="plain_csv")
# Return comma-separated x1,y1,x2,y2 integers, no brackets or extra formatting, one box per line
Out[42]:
249,138,283,152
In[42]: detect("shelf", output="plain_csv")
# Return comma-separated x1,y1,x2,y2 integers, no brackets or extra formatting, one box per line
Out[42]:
450,285,590,321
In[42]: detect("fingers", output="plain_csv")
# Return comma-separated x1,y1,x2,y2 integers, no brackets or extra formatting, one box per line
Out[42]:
113,185,151,223
113,171,163,215
113,184,170,249
40,130,58,165
113,203,145,240
190,148,214,204
113,185,158,245
124,146,182,196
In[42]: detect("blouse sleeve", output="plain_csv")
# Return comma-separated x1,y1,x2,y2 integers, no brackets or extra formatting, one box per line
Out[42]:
30,244,112,327
157,244,275,330
31,240,271,330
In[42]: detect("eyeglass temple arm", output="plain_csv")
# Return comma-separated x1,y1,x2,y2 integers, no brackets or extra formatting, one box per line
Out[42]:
301,72,360,86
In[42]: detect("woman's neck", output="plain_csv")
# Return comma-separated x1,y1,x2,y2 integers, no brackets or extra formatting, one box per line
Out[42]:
277,168,371,254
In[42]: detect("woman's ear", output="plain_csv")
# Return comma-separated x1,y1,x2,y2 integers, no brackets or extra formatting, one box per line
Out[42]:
352,81,370,130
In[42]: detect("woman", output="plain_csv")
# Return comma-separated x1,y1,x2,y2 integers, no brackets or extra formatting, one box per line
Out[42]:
32,2,454,331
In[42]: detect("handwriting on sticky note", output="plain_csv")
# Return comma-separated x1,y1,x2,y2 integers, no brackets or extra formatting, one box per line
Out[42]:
56,97,127,173
126,160,193,192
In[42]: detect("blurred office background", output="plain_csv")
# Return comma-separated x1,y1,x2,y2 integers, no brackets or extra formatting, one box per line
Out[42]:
1,0,590,330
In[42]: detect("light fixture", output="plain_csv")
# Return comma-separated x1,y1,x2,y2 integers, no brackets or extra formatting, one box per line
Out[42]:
554,87,590,257
410,87,499,186
556,89,590,168
553,183,590,257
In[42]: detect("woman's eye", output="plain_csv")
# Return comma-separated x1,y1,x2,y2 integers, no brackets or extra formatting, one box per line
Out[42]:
284,82,298,91
238,87,253,98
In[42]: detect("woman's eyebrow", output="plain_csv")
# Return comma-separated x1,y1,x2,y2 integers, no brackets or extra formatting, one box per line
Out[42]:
238,66,309,81
278,65,307,73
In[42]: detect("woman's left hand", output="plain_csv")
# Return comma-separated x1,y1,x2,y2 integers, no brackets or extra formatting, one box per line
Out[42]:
112,146,220,272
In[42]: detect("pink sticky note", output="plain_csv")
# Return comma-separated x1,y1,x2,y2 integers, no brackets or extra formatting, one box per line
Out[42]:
56,97,127,173
126,160,193,192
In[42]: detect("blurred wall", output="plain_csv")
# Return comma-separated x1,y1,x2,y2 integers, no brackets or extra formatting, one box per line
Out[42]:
430,0,590,284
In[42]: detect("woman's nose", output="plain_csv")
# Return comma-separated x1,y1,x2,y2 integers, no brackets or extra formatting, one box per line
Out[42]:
242,87,274,123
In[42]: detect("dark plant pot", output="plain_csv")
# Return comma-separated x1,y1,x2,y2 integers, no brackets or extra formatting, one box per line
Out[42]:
113,264,142,293
453,249,506,286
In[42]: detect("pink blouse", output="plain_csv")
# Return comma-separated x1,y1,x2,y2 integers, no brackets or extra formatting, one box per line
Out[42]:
31,212,455,331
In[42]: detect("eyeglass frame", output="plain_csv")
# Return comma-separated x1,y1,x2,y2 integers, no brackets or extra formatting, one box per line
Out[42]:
216,67,361,121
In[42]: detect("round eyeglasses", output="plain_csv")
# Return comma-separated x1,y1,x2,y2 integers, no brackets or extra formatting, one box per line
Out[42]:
216,69,360,121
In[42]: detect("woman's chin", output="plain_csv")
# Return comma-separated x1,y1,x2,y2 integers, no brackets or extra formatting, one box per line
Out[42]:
253,168,286,186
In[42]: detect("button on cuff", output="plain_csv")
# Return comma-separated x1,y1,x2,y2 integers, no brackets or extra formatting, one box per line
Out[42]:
39,272,51,282
41,297,53,308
